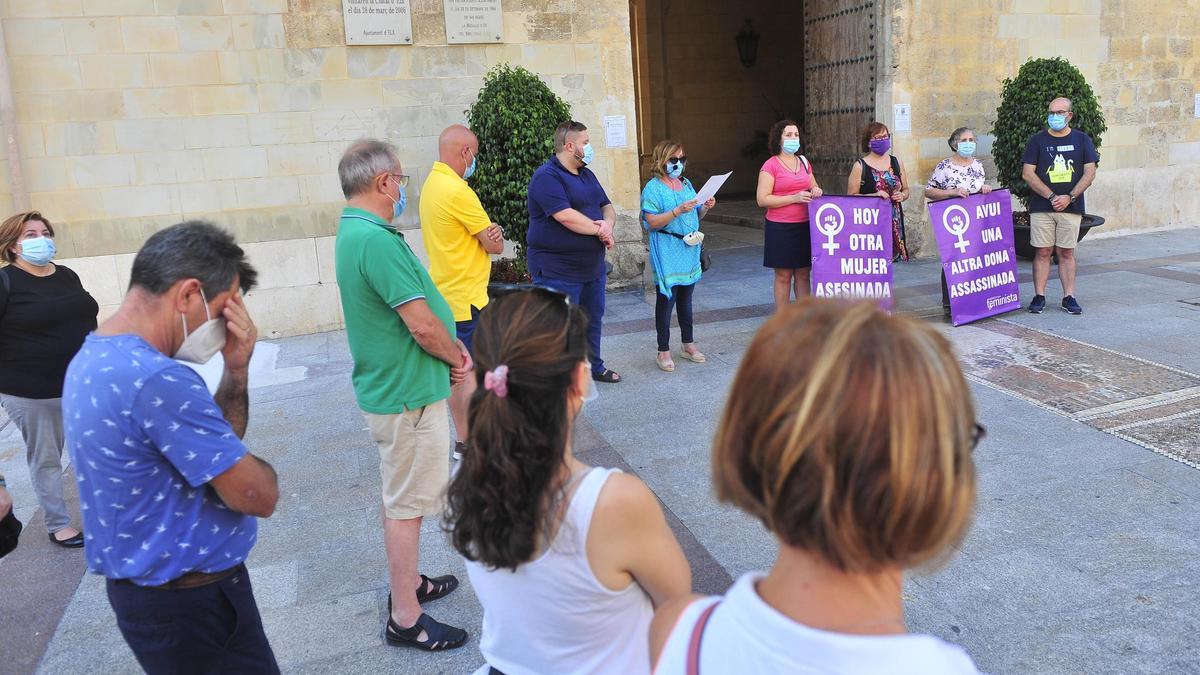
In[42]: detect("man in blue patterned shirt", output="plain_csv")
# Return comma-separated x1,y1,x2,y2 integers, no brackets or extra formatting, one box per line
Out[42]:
63,222,280,674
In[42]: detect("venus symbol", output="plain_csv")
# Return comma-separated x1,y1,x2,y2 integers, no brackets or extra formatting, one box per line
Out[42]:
942,204,971,254
813,204,844,255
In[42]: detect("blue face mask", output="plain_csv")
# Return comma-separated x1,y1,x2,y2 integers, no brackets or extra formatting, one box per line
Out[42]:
956,140,977,158
666,159,684,178
577,142,595,166
464,155,477,180
18,236,55,266
782,139,801,155
1047,113,1068,131
390,188,406,220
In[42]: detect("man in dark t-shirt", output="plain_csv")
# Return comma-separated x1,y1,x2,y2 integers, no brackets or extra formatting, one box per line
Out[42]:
526,120,621,383
1021,96,1099,315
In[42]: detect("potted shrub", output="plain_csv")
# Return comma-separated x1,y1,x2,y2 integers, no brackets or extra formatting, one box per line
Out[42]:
992,57,1107,259
466,64,571,287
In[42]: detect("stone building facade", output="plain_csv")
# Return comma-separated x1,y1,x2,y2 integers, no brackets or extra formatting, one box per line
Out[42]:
0,0,1196,337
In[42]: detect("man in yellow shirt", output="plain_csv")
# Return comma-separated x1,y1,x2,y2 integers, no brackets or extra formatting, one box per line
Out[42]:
420,125,504,461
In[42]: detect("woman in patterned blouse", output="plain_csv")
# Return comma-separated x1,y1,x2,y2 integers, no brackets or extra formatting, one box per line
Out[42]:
924,127,994,315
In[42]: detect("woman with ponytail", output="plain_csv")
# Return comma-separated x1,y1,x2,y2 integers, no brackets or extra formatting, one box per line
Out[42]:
446,286,691,674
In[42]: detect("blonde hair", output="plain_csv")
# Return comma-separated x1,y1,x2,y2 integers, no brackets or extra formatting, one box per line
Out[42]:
649,140,684,179
1,211,54,264
713,299,977,573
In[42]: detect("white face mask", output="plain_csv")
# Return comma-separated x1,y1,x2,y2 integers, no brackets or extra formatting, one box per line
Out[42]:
175,288,227,364
580,362,599,407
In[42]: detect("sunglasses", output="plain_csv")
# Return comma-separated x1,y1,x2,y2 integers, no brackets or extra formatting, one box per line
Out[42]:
488,283,570,304
970,422,987,451
667,157,687,166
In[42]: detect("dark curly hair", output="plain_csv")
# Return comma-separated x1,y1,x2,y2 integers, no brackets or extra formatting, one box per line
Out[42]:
445,290,590,571
767,119,801,156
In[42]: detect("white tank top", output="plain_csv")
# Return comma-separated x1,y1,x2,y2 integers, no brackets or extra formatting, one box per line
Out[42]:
465,467,655,675
655,573,980,674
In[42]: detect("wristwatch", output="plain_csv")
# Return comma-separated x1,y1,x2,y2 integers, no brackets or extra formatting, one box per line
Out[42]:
1068,194,1077,203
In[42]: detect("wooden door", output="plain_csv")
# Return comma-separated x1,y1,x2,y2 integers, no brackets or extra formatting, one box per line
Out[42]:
802,0,880,193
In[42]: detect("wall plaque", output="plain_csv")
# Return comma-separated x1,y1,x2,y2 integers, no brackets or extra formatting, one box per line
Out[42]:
343,0,413,45
443,0,503,44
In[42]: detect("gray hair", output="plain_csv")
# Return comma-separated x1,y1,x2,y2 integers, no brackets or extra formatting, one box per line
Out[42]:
948,127,975,150
553,121,587,153
338,139,399,199
129,221,258,297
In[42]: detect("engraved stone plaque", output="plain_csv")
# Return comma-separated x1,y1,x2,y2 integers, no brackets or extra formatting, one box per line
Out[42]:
343,0,413,45
443,0,503,44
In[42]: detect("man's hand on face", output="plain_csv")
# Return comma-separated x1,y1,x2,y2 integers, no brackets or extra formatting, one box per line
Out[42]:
221,291,257,375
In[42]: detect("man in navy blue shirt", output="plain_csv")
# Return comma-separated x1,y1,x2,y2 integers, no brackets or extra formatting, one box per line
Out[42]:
63,222,281,674
527,120,622,383
1022,96,1099,315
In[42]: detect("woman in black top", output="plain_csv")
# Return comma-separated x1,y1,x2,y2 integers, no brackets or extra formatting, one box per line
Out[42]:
847,121,912,262
0,211,98,548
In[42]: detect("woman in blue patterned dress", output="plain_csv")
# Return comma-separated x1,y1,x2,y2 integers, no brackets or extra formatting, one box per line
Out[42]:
641,140,716,373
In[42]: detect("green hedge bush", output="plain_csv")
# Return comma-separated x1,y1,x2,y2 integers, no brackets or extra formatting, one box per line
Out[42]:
467,64,571,259
991,57,1106,209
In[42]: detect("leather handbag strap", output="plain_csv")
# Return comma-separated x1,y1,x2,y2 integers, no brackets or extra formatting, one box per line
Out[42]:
685,600,720,675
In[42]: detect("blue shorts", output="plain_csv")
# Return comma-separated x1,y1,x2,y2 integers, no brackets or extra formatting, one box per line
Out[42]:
455,305,482,355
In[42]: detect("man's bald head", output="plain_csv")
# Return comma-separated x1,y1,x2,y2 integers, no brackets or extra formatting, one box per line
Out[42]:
1049,97,1073,112
438,124,478,177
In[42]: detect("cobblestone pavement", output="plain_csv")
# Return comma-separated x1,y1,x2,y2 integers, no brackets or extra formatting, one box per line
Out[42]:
2,223,1198,674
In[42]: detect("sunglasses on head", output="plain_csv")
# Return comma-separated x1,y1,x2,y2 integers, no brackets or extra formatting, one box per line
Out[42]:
488,283,570,304
970,422,987,451
488,283,580,356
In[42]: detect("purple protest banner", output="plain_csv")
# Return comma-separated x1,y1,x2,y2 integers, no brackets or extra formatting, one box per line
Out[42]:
928,189,1021,326
809,195,893,309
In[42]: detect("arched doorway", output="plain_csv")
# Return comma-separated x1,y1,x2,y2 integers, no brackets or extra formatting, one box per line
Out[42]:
630,0,882,196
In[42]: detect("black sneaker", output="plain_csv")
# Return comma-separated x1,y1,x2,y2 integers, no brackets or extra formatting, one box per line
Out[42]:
1028,295,1046,314
1061,296,1082,315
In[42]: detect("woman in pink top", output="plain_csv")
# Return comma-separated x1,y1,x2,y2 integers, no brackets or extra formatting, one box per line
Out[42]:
756,120,824,312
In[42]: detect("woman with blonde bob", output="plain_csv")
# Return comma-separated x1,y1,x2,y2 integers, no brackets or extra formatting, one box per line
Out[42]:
651,300,982,674
641,139,715,372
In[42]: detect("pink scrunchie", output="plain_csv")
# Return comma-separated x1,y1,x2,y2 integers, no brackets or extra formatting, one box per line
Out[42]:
484,365,509,398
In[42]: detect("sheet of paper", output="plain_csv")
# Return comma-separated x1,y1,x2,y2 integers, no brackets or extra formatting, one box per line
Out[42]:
694,171,732,205
603,115,627,148
894,103,911,132
1194,93,1200,118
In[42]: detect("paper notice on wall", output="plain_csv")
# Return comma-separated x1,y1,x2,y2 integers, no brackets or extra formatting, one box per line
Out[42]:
603,115,627,148
1194,93,1200,118
894,104,912,133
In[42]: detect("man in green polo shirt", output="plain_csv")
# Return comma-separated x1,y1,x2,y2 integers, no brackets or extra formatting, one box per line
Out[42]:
334,139,471,652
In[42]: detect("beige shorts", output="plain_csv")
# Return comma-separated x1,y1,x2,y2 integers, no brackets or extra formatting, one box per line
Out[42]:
363,400,450,520
1030,211,1082,250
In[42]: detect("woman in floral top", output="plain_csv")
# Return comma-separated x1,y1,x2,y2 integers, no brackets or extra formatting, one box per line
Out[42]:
847,122,911,261
924,127,994,315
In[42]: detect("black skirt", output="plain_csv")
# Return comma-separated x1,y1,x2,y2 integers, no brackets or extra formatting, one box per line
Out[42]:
762,219,812,269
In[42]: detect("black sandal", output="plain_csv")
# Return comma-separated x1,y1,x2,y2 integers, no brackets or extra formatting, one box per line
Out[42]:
592,368,621,383
386,612,468,651
389,574,459,610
